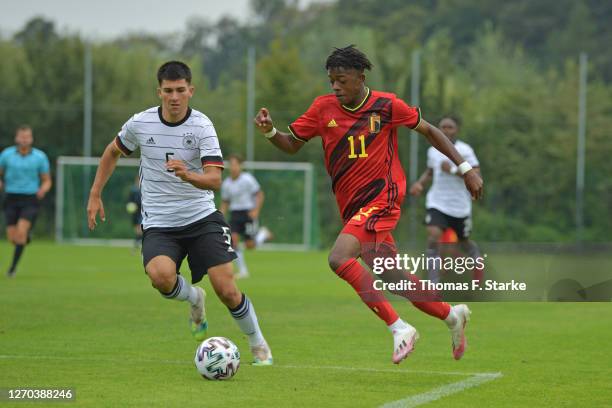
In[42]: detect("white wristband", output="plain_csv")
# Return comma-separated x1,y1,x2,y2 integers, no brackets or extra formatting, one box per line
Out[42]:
458,161,473,175
264,127,277,139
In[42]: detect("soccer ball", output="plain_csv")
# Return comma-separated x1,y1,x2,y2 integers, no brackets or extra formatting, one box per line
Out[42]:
194,337,240,380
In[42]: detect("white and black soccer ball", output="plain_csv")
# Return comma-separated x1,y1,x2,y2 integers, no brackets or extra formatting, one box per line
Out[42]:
194,337,240,380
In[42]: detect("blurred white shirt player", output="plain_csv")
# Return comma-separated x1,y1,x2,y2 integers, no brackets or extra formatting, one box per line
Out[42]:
409,116,484,283
220,154,271,278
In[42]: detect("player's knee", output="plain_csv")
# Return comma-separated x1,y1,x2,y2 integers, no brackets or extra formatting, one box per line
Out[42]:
151,275,175,293
13,232,27,245
146,266,176,293
328,251,349,271
245,240,255,249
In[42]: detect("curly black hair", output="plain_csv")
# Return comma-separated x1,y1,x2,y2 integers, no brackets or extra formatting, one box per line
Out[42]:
325,45,373,72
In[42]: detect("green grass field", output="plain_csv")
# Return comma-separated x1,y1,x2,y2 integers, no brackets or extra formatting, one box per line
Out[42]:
1,243,611,407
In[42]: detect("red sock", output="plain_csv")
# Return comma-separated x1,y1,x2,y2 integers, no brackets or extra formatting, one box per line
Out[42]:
473,266,484,283
397,273,451,320
335,258,399,325
412,299,451,320
362,237,451,321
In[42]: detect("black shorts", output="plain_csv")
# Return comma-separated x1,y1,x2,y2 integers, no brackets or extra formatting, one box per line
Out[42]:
142,211,237,284
229,210,258,241
4,194,40,226
425,208,472,240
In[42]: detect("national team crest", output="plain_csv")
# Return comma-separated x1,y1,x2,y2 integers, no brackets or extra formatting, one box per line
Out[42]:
369,113,381,134
182,132,196,149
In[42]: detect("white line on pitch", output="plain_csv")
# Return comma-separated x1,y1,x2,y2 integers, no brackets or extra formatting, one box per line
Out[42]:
379,372,503,408
277,364,498,377
0,354,499,378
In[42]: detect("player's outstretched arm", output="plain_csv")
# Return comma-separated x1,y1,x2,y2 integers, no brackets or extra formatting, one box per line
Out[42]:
254,108,304,155
442,161,482,179
87,140,122,230
415,119,483,200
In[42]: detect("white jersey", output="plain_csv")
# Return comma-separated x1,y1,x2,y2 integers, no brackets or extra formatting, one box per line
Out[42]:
425,140,479,218
116,107,224,229
221,172,260,211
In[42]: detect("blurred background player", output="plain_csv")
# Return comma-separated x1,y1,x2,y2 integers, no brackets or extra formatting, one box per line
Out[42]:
254,45,483,363
126,175,143,252
87,61,272,365
220,154,271,278
409,116,484,283
0,125,51,277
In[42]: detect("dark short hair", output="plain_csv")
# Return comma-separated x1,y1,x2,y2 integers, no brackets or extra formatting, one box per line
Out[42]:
440,115,462,128
325,45,373,72
228,154,244,163
16,124,32,133
157,61,192,85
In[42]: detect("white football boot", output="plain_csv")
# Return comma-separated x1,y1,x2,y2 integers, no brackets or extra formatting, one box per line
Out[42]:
392,325,419,364
251,341,273,366
448,304,471,360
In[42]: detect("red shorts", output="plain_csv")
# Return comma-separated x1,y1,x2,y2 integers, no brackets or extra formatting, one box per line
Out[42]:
341,204,401,247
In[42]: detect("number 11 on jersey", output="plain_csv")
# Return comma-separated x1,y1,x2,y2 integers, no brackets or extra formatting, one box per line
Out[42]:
348,135,368,159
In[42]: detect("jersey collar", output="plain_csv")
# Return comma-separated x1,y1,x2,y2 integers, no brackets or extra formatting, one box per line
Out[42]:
158,106,192,127
341,87,370,113
16,146,33,156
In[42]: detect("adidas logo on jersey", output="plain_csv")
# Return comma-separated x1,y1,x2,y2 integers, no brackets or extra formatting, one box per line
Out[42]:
327,119,338,127
146,137,156,145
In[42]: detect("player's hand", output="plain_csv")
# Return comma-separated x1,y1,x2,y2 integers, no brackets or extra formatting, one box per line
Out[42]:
463,170,483,200
441,161,453,174
409,181,423,196
87,194,106,230
36,189,46,200
166,159,190,181
254,108,274,134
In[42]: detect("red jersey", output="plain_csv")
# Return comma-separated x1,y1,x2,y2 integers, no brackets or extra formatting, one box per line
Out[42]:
289,89,421,227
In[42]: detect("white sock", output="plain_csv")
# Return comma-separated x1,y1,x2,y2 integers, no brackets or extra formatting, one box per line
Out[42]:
235,249,248,273
161,275,199,306
229,294,265,346
255,229,266,246
444,306,457,328
388,318,410,333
